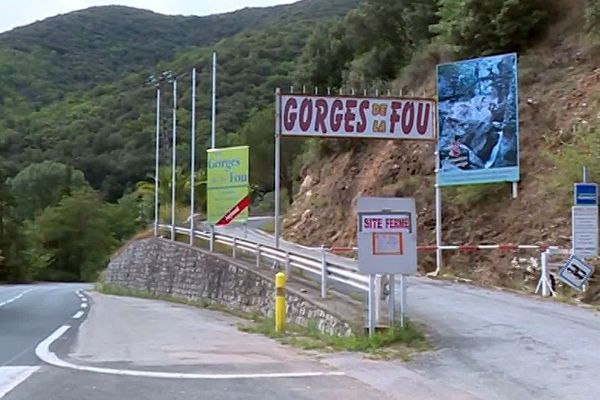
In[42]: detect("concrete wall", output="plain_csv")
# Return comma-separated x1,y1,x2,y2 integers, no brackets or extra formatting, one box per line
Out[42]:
104,238,353,336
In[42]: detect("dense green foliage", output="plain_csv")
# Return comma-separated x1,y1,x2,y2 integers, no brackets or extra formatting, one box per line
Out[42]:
431,0,549,55
586,0,600,36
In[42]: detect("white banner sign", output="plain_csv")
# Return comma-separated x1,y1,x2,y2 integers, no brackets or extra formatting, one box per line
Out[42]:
572,206,598,258
279,95,435,140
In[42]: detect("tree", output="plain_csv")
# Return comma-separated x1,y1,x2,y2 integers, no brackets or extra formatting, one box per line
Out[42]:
0,173,30,281
32,190,118,282
9,161,90,220
296,21,353,88
431,0,550,56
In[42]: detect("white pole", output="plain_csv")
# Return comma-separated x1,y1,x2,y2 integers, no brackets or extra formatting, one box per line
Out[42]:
274,88,281,248
211,51,217,149
190,68,196,246
368,274,375,337
435,155,442,275
154,87,161,237
400,274,406,328
170,79,177,241
512,181,518,199
388,274,395,325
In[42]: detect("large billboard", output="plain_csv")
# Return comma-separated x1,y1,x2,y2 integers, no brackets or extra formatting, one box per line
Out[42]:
279,95,436,140
437,53,519,186
207,146,249,225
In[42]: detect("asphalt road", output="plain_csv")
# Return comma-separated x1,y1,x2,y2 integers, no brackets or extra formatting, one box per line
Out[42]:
1,285,392,400
217,223,600,400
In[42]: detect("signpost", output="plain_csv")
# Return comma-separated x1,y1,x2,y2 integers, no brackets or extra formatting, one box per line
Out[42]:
207,146,250,226
572,182,598,259
357,197,417,335
559,255,594,291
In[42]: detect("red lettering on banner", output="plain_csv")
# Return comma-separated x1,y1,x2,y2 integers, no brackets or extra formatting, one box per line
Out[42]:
401,102,415,134
330,100,344,132
299,98,313,131
385,217,409,229
344,100,357,132
390,101,401,134
416,103,431,135
357,100,369,133
314,99,328,134
283,98,297,131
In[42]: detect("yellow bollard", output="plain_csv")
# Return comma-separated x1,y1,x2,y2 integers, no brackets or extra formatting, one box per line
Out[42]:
275,272,286,333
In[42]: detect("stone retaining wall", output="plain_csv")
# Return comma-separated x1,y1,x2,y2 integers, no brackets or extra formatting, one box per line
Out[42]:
104,238,353,336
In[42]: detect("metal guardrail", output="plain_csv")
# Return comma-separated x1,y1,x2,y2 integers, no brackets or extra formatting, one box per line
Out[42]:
159,224,370,296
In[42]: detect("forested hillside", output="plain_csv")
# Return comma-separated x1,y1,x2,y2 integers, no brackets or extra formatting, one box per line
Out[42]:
0,0,360,281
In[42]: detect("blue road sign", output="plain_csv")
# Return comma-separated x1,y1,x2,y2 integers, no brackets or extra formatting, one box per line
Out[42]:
574,183,598,206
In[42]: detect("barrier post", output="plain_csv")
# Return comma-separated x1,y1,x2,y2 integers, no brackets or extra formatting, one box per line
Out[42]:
232,237,237,259
320,245,327,298
388,274,396,325
256,245,261,268
275,272,286,333
285,251,291,277
209,226,215,252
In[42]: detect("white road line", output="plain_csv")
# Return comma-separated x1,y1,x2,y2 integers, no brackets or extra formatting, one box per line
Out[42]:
0,366,39,399
81,303,88,308
72,311,84,319
35,326,345,380
0,289,35,308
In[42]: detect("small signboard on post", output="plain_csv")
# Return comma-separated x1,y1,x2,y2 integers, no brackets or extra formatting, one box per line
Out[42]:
559,255,594,291
357,197,417,275
572,182,598,259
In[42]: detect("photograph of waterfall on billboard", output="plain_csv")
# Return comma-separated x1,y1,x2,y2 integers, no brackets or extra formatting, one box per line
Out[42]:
437,53,519,186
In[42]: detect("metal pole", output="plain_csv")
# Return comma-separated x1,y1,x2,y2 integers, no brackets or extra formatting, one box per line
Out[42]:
400,274,406,328
368,274,375,337
583,166,588,183
388,274,395,325
170,79,177,241
154,87,161,237
374,275,381,325
512,182,518,199
435,170,442,275
189,68,197,245
541,251,549,297
211,52,217,149
274,88,281,248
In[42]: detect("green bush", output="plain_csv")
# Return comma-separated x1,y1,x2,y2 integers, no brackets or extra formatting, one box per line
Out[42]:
586,0,600,37
432,0,551,56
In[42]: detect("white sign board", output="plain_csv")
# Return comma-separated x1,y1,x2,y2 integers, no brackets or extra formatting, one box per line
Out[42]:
572,206,598,258
559,255,594,291
357,197,417,275
279,95,436,140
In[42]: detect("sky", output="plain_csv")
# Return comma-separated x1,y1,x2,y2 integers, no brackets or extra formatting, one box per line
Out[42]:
0,0,297,33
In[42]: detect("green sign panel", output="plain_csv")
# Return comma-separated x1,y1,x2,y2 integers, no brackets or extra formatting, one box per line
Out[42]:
207,146,249,225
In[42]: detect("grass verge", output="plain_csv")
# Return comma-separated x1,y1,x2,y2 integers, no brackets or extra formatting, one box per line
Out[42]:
239,316,430,361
